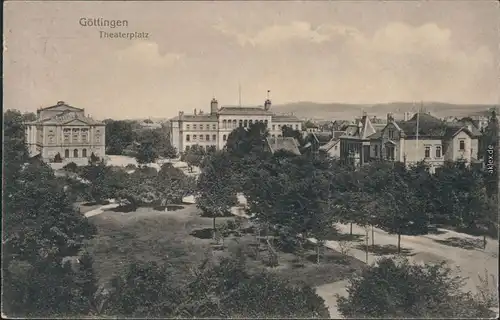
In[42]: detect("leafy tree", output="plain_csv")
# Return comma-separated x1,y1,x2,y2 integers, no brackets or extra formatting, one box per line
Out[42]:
135,131,159,164
282,125,305,146
105,120,135,155
337,257,495,318
181,144,206,169
105,261,183,317
377,171,429,252
226,122,269,158
22,111,37,122
196,151,238,238
105,254,330,318
3,110,98,316
156,163,196,206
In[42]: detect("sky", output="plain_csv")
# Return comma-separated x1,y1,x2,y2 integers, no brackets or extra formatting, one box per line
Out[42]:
4,0,499,119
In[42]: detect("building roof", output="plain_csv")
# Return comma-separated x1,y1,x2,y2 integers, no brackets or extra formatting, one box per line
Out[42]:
272,114,301,122
26,110,104,125
311,132,333,145
218,106,273,116
38,101,84,112
340,115,377,140
266,137,301,155
368,112,482,140
170,114,217,122
319,138,340,152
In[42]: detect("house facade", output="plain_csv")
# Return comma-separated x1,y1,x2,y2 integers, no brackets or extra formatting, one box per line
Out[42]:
24,101,106,164
170,98,302,153
368,113,481,170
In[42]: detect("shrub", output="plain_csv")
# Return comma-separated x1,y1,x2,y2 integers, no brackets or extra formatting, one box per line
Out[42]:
63,162,78,172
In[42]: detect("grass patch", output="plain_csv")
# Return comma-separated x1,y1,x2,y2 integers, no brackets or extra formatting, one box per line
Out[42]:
354,244,414,256
434,237,484,250
86,206,364,289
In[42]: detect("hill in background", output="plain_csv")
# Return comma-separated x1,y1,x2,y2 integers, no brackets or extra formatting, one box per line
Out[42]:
272,101,498,121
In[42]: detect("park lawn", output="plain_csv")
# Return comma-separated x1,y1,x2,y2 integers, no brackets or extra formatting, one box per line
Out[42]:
85,204,364,289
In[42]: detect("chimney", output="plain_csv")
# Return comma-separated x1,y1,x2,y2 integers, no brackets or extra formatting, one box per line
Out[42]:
194,109,197,116
179,111,184,119
387,113,394,122
210,98,218,115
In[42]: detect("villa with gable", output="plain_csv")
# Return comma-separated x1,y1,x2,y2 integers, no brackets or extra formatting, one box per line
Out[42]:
24,101,106,164
339,111,482,170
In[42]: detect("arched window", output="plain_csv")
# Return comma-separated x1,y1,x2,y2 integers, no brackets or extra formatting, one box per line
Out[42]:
264,120,269,127
244,120,248,127
212,134,216,141
278,134,282,138
65,149,70,158
223,120,227,129
223,135,227,141
239,120,243,127
205,134,209,141
249,120,253,126
73,149,79,158
232,120,237,128
82,149,87,157
272,134,275,138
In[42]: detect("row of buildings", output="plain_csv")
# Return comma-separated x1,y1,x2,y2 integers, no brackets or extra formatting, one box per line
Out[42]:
317,112,485,170
23,99,490,172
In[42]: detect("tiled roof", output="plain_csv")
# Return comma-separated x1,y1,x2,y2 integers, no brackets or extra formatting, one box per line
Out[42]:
266,137,301,155
218,107,273,116
272,114,301,122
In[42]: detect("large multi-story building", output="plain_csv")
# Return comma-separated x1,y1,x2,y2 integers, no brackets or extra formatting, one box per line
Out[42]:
170,98,303,153
24,101,106,164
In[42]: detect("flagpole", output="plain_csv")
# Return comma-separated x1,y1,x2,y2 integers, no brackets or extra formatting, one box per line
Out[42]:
239,82,242,107
415,102,420,163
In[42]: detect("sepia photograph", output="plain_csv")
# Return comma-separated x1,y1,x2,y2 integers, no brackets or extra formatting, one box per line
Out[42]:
2,0,499,318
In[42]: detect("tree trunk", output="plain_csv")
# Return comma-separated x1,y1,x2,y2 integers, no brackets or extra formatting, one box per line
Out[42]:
483,235,487,250
397,233,401,253
371,225,375,247
350,223,353,235
212,216,216,239
316,242,321,264
365,228,369,264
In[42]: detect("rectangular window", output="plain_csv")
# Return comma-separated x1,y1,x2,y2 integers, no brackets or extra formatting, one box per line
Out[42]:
200,135,204,141
388,130,394,139
272,125,275,130
436,146,442,158
459,140,465,150
186,134,190,142
374,145,378,157
424,146,430,158
193,124,197,130
212,134,216,141
295,124,298,130
193,135,197,141
212,124,216,130
186,124,190,130
205,134,209,141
